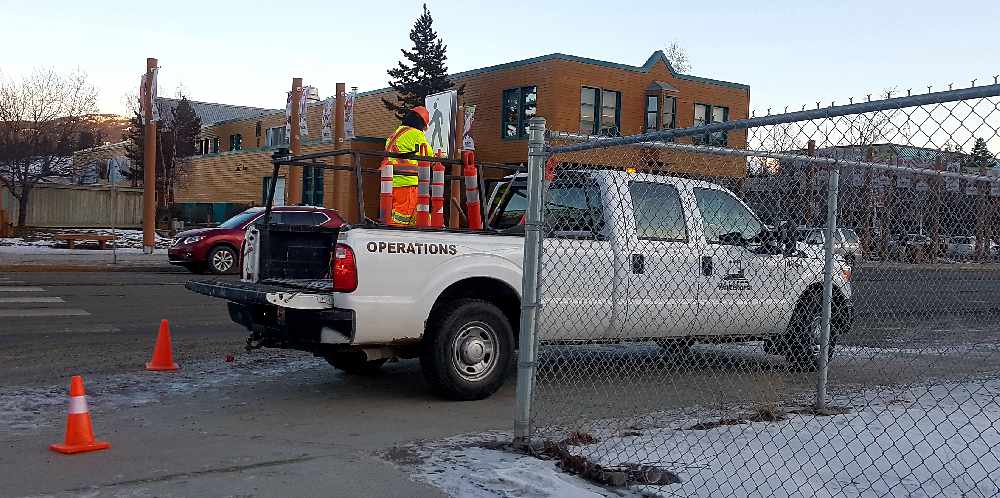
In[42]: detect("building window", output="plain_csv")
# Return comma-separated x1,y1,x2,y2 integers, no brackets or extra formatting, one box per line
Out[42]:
502,86,537,140
212,137,220,153
693,103,729,146
266,126,287,147
645,96,659,131
229,134,242,151
580,87,621,136
663,97,677,129
302,165,324,206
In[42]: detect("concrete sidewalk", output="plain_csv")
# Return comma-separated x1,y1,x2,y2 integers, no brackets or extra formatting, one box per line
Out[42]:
0,246,178,272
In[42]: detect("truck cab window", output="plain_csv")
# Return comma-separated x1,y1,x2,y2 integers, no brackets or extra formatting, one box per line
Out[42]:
491,182,528,230
544,179,605,239
693,187,762,245
629,182,687,241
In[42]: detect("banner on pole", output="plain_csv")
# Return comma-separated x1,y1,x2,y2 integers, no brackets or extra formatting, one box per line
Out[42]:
139,68,159,124
285,91,292,142
424,90,458,157
462,104,476,150
299,86,311,138
345,89,356,140
322,96,335,142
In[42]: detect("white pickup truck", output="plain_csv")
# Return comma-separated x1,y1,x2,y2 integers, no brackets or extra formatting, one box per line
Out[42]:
187,169,852,400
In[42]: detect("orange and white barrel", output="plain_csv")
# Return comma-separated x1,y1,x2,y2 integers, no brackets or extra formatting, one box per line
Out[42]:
462,151,483,230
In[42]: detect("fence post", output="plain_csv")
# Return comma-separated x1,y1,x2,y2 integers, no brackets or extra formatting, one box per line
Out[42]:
514,116,546,449
816,162,841,411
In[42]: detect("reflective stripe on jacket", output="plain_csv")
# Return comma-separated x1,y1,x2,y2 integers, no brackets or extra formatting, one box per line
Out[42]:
384,125,429,188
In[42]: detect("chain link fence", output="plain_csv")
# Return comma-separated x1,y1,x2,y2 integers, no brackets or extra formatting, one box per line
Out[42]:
512,82,1000,496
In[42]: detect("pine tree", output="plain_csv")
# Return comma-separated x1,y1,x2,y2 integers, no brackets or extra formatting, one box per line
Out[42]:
382,4,460,120
962,137,995,171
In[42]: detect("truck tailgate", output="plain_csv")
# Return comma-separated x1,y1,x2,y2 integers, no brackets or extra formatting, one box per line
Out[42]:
186,279,333,305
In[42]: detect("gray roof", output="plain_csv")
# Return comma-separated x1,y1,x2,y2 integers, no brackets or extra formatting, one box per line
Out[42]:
156,97,280,126
646,80,680,93
358,50,750,97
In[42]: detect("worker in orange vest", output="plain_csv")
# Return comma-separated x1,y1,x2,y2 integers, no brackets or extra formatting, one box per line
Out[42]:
381,106,431,226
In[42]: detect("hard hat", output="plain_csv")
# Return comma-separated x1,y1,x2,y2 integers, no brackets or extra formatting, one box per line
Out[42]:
412,106,430,127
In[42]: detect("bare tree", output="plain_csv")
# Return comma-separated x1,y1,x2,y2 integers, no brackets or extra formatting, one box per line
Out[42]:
663,41,692,73
0,68,98,226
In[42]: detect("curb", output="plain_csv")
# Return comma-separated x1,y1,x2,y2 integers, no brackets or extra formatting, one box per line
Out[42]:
0,264,185,273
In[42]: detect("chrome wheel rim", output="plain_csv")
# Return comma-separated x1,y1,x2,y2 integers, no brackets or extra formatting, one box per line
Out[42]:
451,321,498,382
213,249,234,272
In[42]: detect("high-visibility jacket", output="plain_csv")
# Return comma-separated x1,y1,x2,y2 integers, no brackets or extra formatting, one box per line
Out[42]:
384,125,430,188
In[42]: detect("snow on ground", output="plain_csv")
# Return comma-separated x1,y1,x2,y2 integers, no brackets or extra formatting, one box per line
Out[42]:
0,228,172,250
398,377,1000,498
0,351,321,435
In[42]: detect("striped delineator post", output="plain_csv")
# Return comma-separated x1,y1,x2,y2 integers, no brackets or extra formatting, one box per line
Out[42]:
462,151,483,230
50,375,110,454
416,144,432,227
430,157,446,228
379,161,394,224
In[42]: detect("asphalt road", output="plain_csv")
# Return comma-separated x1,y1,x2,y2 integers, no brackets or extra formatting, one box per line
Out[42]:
0,267,998,497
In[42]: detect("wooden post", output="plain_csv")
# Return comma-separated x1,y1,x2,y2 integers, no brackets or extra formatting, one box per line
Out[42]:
142,57,158,254
286,78,303,205
332,82,354,220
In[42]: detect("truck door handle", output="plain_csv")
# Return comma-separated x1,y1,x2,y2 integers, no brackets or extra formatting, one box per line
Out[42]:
631,254,645,274
701,256,713,276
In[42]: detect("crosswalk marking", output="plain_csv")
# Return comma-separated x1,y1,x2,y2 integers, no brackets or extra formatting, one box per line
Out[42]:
0,297,65,304
0,308,90,317
0,286,45,292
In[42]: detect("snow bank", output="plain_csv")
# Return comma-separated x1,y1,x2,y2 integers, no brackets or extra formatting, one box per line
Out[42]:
0,228,171,250
402,377,1000,498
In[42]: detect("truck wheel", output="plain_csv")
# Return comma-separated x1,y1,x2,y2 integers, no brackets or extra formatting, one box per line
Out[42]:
421,299,514,401
783,293,835,372
323,352,387,375
208,245,237,274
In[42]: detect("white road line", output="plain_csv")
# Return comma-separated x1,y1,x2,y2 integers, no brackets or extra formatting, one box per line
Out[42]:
0,287,45,292
0,308,90,317
0,297,65,304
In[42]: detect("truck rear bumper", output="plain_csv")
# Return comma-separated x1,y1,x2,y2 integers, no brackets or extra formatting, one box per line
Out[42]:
186,279,355,348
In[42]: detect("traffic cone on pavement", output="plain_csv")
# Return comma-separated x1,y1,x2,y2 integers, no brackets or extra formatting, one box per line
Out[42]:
146,319,179,371
50,375,111,454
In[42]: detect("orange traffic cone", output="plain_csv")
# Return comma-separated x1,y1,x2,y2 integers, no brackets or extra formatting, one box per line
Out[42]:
50,375,111,454
146,319,179,371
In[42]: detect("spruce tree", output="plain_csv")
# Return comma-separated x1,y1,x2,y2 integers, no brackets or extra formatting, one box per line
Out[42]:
382,4,459,120
962,137,995,171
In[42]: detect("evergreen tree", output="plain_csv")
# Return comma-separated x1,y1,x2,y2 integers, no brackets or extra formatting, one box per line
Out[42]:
382,4,460,120
122,96,202,204
962,137,995,171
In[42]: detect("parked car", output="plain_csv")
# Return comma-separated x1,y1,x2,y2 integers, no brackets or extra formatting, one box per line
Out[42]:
947,236,997,260
797,227,862,264
169,206,342,274
189,170,853,400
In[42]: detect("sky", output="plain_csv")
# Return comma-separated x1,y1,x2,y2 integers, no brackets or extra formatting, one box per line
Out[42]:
1,0,998,121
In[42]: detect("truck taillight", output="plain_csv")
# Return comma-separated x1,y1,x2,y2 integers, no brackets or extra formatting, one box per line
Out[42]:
332,243,357,293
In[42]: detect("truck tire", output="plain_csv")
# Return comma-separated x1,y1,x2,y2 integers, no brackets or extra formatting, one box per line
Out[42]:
323,352,387,375
421,299,514,401
783,293,835,372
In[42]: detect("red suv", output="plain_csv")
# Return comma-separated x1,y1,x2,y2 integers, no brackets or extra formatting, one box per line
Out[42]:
168,206,343,274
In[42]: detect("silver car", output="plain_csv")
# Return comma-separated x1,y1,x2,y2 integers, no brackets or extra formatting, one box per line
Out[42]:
947,236,996,260
798,227,862,264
